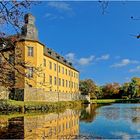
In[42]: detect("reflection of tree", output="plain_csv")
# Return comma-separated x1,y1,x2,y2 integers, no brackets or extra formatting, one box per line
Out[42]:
132,117,140,124
80,104,98,122
0,117,24,139
0,118,8,137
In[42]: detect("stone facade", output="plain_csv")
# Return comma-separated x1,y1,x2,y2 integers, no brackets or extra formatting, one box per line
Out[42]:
23,87,80,102
9,87,81,102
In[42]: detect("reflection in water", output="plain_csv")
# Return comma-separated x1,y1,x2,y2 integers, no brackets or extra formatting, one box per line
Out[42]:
0,109,79,139
80,104,98,123
1,104,140,139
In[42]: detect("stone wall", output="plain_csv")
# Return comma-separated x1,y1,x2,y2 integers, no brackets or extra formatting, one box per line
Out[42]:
24,87,80,102
0,86,9,100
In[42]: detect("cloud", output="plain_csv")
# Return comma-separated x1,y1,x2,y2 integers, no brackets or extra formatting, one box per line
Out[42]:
65,52,109,66
65,53,75,62
78,55,95,66
65,53,95,66
129,66,140,73
45,13,64,20
96,54,110,61
47,2,72,12
111,131,131,139
111,59,139,68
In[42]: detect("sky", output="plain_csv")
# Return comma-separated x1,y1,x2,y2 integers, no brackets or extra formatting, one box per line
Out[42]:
27,1,140,85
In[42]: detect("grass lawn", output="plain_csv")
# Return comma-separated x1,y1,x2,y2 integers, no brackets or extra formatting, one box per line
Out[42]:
0,99,82,113
91,98,140,104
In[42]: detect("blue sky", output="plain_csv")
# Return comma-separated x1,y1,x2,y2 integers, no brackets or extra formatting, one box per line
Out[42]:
29,1,140,85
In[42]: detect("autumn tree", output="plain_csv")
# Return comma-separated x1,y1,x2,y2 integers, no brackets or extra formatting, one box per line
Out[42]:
101,83,121,99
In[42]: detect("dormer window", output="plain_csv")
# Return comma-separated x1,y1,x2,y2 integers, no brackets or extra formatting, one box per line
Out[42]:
48,50,52,55
56,55,60,59
69,62,72,66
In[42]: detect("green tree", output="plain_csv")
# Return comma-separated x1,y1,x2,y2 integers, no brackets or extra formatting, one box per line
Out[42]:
95,86,103,99
120,82,130,98
79,79,97,99
128,79,138,98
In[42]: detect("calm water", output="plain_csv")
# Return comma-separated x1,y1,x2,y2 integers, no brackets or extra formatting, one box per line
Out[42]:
0,103,140,139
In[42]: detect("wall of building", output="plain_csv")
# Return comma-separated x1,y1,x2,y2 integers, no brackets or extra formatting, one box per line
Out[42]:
24,87,80,102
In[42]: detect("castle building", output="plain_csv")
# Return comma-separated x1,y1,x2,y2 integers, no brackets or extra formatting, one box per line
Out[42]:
0,14,80,101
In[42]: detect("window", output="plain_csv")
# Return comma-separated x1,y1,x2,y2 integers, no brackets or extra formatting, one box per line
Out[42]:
54,77,57,85
62,67,64,74
69,81,71,88
9,54,14,64
28,46,33,56
65,69,67,75
71,71,73,77
69,70,71,76
49,61,52,69
43,73,45,83
62,79,64,87
66,80,68,87
44,59,46,67
54,63,56,71
59,78,61,86
49,75,52,85
28,67,34,78
58,65,61,73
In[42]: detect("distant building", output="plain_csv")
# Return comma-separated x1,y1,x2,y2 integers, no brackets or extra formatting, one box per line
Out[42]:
0,14,80,101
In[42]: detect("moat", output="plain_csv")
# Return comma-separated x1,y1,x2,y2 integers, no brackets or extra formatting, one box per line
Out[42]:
0,103,140,139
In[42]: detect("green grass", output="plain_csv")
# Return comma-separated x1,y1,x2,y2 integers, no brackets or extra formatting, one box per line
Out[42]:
91,99,116,104
0,99,82,113
91,99,140,104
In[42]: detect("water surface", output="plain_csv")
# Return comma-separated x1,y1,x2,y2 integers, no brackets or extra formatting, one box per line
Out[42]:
1,103,140,139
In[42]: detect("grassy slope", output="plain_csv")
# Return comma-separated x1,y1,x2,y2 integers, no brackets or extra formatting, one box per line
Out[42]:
91,99,140,104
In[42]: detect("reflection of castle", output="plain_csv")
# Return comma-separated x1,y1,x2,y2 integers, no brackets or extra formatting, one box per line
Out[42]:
0,109,79,139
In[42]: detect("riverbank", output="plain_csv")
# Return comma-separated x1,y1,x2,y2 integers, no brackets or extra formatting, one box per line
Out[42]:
0,100,82,114
91,99,140,104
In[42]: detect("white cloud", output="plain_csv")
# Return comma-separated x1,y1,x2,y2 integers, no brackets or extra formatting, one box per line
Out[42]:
45,13,64,20
47,2,72,11
96,54,110,61
111,131,131,139
65,53,110,66
78,55,95,66
65,53,75,62
129,66,140,73
65,53,95,66
111,59,139,68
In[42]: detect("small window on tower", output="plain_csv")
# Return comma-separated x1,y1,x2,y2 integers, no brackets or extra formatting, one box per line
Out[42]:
28,46,33,56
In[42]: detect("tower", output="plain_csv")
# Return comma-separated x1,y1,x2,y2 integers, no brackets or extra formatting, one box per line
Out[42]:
21,13,38,40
